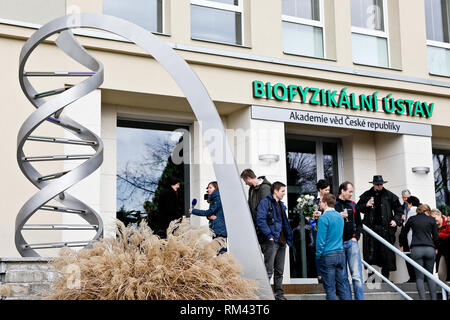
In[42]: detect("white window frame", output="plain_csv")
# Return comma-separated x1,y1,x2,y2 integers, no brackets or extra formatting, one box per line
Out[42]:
350,0,390,67
281,0,326,58
426,0,450,52
425,0,450,76
425,0,450,47
190,0,244,45
427,40,450,50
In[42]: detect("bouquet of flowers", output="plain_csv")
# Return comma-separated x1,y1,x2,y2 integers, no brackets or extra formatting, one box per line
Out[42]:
296,194,319,218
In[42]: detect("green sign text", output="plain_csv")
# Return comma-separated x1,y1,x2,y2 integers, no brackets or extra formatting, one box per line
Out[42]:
252,80,434,118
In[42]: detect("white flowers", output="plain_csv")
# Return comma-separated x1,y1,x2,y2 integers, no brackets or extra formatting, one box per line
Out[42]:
296,194,319,217
297,194,315,203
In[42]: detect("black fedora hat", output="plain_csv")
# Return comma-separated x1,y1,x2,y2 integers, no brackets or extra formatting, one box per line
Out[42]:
370,175,388,184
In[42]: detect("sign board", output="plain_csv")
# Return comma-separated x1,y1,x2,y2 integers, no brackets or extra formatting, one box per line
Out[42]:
251,105,432,137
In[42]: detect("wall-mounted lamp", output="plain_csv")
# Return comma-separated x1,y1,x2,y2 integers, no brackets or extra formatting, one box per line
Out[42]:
412,166,430,174
258,154,280,163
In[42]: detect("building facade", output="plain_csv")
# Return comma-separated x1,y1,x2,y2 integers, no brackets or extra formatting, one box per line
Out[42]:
1,0,450,284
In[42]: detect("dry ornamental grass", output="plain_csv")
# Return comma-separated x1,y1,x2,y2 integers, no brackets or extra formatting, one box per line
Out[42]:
45,218,258,300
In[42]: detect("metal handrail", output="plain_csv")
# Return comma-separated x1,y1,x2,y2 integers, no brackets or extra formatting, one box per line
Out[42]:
361,259,413,300
363,224,450,300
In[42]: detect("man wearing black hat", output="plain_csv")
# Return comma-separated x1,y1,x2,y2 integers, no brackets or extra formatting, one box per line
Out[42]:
356,175,403,280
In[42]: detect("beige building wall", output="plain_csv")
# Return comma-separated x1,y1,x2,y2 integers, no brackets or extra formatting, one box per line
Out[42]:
100,103,117,238
0,0,66,25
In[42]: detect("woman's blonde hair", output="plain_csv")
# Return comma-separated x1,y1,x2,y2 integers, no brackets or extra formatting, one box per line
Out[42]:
431,208,442,217
417,204,431,215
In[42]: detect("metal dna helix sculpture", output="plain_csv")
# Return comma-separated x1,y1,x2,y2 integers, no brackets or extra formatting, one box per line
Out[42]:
16,20,104,257
15,13,273,299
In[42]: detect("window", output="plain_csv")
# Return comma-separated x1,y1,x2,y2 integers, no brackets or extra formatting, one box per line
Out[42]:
116,119,190,227
190,0,243,45
433,149,450,214
103,0,163,33
425,0,450,76
351,0,389,68
282,0,325,58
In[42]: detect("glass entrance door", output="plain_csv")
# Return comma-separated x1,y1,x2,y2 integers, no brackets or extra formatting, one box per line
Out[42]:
116,119,190,230
286,135,342,281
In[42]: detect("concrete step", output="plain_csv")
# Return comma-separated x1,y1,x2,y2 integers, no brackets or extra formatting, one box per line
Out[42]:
286,292,410,300
283,281,450,300
362,282,450,292
283,281,450,294
286,291,446,300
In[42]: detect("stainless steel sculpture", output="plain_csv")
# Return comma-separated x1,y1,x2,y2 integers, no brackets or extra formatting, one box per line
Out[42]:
17,14,273,299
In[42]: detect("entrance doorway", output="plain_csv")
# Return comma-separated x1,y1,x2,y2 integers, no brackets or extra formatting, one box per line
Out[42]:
286,135,343,282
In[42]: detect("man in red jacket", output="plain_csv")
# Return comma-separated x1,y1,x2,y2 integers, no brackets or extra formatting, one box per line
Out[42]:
431,209,450,281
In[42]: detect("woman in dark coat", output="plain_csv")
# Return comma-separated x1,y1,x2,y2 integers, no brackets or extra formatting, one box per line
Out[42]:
156,176,183,238
356,176,403,278
189,181,227,254
400,204,439,300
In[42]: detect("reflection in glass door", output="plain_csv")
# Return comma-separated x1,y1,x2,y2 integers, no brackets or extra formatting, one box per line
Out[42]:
286,135,342,281
323,142,340,195
116,119,190,228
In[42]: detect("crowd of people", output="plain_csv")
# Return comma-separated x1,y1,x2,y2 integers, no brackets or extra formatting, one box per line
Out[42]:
152,171,450,301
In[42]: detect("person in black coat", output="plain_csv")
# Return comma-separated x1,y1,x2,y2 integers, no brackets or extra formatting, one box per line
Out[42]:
356,175,403,279
156,176,183,238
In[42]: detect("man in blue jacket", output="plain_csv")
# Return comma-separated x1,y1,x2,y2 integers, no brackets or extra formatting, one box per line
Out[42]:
256,181,293,300
316,193,352,300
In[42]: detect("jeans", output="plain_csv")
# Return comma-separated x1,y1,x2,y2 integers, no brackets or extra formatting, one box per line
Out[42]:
261,239,286,298
317,251,352,300
343,240,365,300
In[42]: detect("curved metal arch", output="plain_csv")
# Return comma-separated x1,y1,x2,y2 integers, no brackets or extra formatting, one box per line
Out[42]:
17,14,273,299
